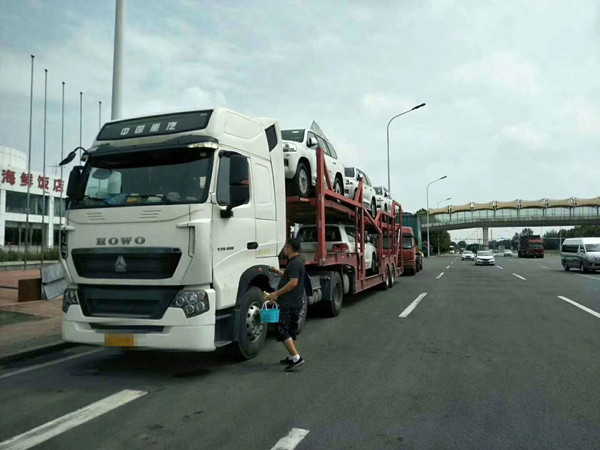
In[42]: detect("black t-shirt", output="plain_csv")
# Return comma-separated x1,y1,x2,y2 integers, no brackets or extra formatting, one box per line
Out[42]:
277,255,305,308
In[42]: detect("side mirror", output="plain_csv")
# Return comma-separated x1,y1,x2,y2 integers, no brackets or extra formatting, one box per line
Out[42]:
307,136,318,148
66,166,85,201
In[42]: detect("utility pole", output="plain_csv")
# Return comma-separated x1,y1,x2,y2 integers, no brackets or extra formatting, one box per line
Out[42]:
24,55,34,269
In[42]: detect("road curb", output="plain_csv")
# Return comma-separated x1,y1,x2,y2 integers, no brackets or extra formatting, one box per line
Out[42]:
0,341,77,366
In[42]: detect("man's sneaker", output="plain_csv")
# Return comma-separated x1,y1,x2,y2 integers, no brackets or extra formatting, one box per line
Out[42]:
280,356,293,364
284,357,304,372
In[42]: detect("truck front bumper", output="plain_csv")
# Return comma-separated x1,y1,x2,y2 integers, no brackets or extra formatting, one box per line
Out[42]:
62,306,217,352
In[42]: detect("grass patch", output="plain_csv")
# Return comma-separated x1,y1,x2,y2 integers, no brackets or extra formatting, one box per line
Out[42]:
0,310,43,327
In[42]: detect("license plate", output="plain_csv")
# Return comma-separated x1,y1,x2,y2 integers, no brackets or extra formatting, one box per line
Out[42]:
105,334,135,347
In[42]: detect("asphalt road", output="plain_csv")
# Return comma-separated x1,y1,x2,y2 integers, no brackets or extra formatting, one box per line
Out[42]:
1,254,599,449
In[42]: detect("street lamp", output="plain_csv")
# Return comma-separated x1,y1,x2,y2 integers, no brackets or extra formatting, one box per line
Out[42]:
386,103,426,195
436,197,452,256
426,175,447,257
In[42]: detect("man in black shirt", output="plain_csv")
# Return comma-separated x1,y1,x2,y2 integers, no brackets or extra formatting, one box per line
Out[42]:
267,237,305,371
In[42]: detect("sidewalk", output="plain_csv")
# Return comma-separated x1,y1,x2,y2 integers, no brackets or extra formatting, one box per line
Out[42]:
0,269,66,363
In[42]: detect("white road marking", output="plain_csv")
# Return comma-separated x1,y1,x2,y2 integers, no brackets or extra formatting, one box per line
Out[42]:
512,273,527,280
399,293,428,318
0,390,147,450
496,266,503,270
557,296,600,320
436,272,445,279
577,274,600,282
0,348,103,381
541,266,549,269
270,428,310,450
446,265,450,269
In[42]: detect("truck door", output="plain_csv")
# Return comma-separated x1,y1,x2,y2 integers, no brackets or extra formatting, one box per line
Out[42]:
212,151,257,309
253,160,278,258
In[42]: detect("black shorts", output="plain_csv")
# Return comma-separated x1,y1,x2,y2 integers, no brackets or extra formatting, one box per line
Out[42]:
277,306,302,342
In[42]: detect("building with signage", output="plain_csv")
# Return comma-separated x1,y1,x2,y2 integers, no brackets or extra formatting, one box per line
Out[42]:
0,146,66,250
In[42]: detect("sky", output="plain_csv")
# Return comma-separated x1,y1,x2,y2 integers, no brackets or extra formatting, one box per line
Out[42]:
1,0,599,242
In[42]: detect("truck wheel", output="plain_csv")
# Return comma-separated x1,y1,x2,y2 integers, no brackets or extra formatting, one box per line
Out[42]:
295,293,308,334
233,287,267,360
390,265,396,286
294,162,310,198
563,261,570,271
580,262,587,273
325,272,343,317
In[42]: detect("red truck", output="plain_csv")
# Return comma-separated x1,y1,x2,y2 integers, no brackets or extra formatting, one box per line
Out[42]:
400,226,422,275
518,235,544,258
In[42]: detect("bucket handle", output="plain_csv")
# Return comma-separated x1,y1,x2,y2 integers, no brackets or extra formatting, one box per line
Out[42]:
262,301,279,310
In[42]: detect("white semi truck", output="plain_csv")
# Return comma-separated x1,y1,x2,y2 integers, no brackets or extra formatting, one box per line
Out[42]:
60,108,402,359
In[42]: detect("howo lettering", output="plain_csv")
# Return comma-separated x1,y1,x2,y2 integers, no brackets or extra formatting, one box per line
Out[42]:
59,107,403,359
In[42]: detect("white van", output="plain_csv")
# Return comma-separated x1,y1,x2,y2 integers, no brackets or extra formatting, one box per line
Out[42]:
560,237,600,273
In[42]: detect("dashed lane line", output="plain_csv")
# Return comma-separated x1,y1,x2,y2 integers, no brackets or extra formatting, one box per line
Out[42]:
0,348,104,381
512,273,527,280
436,272,445,279
446,265,450,269
270,428,310,450
399,293,428,318
0,390,147,450
541,266,549,269
577,274,600,282
496,266,503,270
557,296,600,320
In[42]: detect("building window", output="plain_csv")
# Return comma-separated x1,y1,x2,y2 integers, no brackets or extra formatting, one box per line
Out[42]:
5,191,51,215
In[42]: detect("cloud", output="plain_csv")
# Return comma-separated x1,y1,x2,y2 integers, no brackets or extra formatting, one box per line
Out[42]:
500,123,547,148
450,52,539,95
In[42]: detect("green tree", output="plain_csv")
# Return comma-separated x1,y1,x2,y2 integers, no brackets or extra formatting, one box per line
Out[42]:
458,240,467,249
520,228,534,237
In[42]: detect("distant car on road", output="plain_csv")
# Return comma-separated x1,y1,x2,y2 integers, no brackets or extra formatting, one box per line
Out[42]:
449,250,455,254
461,251,475,261
503,250,513,257
475,250,495,266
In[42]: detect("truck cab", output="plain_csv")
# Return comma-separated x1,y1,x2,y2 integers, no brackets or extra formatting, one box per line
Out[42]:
400,226,419,275
60,108,286,359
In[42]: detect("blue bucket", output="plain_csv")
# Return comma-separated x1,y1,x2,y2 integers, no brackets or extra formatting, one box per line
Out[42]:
261,302,280,323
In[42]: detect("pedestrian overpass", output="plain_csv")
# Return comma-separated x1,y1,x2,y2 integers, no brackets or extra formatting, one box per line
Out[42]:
424,196,600,245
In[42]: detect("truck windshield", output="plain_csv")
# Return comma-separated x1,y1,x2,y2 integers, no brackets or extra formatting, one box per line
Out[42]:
281,129,305,142
71,147,213,209
402,236,413,249
529,243,543,249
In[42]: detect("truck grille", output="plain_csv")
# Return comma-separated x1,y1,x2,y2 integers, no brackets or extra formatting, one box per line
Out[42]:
72,247,182,279
78,285,179,319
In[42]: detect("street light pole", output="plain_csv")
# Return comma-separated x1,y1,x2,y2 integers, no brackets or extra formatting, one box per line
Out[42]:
436,197,451,256
386,103,426,195
426,175,447,257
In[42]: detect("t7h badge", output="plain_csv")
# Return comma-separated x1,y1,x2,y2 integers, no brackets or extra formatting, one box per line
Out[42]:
114,256,127,273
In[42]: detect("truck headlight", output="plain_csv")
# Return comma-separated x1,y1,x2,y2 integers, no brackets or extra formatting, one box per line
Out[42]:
171,290,209,317
63,288,79,313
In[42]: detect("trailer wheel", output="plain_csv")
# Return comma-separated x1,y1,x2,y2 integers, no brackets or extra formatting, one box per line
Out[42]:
325,272,343,317
233,287,267,360
294,162,310,198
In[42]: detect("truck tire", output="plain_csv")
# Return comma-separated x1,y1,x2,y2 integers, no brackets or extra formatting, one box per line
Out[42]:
563,261,570,271
325,272,343,317
233,287,267,360
294,162,310,198
580,262,587,273
390,265,396,286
